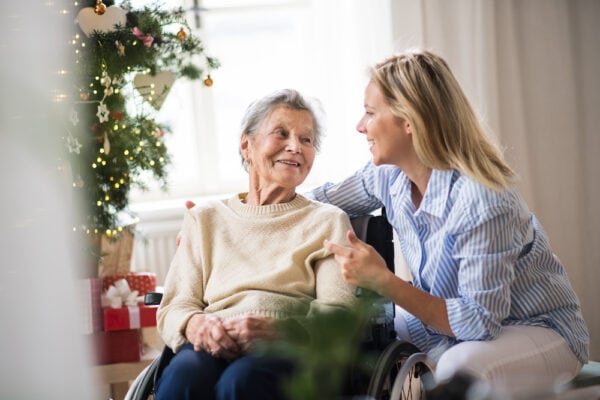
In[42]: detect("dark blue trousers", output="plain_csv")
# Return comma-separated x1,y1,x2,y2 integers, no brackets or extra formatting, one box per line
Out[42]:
154,344,295,400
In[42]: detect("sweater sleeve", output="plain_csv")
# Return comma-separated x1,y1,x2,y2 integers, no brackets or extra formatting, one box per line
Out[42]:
156,210,207,352
308,210,357,314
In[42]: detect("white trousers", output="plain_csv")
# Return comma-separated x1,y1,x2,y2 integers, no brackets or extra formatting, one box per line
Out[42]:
394,311,582,397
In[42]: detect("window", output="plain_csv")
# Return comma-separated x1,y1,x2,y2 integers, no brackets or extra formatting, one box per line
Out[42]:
130,0,393,205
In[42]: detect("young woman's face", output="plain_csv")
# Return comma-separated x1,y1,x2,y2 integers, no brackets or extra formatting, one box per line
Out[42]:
241,105,316,190
356,80,412,167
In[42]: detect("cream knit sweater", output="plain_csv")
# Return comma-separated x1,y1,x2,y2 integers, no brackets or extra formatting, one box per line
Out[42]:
157,193,356,351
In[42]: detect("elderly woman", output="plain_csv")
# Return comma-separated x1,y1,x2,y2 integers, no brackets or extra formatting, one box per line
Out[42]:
155,89,356,400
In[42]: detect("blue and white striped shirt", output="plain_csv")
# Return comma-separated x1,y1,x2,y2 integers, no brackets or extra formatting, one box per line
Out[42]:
310,162,589,363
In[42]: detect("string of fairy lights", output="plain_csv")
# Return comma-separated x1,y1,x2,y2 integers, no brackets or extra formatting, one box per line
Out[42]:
60,0,219,238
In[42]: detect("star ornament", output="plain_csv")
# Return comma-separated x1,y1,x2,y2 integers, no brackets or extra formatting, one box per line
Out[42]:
97,102,110,122
66,133,83,154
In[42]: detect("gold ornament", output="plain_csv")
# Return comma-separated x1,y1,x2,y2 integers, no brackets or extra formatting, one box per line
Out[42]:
100,71,112,88
80,92,90,101
177,27,187,40
203,75,213,87
115,40,125,57
94,0,107,15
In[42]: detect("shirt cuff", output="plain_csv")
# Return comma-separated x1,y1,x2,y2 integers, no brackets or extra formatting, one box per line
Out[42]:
306,183,332,203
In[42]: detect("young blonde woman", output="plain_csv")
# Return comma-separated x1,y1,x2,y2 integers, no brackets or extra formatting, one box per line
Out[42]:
319,50,589,395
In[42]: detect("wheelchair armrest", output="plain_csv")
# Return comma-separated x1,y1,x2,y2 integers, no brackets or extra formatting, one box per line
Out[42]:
144,291,163,306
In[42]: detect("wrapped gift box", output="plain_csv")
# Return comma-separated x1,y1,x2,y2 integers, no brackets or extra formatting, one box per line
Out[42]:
80,278,103,334
89,329,142,364
102,272,157,296
103,304,158,331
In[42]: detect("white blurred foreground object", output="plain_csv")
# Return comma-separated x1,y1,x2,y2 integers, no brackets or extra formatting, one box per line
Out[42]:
0,1,99,398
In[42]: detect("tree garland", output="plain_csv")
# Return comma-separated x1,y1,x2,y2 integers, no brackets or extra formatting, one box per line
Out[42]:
66,0,218,237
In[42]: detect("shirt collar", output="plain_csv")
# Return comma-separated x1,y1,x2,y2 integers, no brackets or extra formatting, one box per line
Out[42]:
417,169,455,219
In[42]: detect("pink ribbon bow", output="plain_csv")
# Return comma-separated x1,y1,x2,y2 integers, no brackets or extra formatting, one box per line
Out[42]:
132,27,154,48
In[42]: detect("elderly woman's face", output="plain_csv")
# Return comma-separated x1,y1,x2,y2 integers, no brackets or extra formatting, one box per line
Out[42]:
241,105,316,190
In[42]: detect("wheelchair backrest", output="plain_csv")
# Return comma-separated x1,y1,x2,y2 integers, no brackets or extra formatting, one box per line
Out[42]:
350,210,394,274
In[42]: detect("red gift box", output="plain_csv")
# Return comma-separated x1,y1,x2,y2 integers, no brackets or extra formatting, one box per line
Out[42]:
80,278,103,334
103,305,158,331
89,329,142,364
102,272,157,296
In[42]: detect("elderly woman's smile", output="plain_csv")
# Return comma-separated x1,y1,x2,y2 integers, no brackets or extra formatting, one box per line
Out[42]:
276,158,302,167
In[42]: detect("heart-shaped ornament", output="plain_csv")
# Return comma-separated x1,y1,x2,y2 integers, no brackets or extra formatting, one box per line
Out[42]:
77,6,127,37
133,71,175,110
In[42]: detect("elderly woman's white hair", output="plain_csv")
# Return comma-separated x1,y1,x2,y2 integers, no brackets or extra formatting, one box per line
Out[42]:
239,89,326,171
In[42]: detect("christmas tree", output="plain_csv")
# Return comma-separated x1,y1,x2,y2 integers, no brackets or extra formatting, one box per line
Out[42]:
65,0,218,238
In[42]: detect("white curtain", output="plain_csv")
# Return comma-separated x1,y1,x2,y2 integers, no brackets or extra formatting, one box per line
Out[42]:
302,0,395,185
391,0,600,360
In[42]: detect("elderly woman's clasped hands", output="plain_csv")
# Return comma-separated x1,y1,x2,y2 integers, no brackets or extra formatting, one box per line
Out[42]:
186,313,276,359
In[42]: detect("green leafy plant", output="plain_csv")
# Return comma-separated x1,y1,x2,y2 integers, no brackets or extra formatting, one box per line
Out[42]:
259,297,384,400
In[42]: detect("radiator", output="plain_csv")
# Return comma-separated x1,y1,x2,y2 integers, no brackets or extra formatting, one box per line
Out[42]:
130,211,183,286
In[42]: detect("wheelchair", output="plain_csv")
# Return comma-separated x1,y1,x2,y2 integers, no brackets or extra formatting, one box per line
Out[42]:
125,211,435,400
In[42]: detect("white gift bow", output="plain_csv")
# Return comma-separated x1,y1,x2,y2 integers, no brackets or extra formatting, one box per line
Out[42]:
101,278,140,309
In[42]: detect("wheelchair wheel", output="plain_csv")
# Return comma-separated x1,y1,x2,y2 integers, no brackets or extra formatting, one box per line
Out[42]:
389,351,435,400
125,346,175,400
124,356,160,400
367,341,435,400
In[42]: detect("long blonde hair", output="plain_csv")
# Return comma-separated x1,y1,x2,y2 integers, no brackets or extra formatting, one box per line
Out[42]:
370,50,515,191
